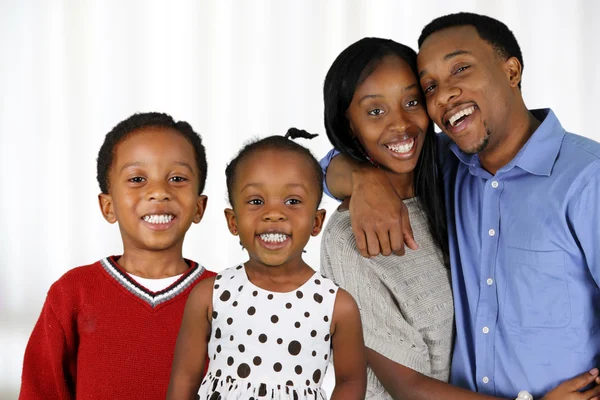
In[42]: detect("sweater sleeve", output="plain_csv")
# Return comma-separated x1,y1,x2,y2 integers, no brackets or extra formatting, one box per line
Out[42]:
321,213,431,374
19,294,77,400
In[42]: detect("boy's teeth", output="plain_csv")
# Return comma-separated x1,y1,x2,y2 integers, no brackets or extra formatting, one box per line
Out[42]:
143,214,174,224
259,233,289,243
449,106,476,126
386,138,415,154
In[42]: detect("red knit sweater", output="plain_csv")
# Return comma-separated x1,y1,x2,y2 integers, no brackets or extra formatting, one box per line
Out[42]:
19,256,216,400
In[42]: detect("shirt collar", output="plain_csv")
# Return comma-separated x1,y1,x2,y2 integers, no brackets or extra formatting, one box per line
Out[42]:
450,108,565,176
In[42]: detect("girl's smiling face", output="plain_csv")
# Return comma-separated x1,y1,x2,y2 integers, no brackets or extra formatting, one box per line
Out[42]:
346,55,430,176
224,148,325,270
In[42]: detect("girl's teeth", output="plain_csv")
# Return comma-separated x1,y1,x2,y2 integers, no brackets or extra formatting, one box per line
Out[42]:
143,214,174,224
387,138,415,154
260,233,288,243
449,106,475,126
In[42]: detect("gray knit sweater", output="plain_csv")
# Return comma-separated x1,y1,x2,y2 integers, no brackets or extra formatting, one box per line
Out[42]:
320,197,454,400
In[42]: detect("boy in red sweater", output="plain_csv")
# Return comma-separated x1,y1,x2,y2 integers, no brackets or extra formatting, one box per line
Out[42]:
19,112,216,399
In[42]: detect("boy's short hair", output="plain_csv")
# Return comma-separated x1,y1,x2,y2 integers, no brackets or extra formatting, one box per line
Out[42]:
418,12,524,88
96,112,208,194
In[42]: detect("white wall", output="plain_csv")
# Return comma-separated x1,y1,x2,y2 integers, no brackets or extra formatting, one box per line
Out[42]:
1,0,599,397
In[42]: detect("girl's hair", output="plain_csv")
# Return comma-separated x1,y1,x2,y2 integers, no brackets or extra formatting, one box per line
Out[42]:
225,128,324,207
323,37,449,266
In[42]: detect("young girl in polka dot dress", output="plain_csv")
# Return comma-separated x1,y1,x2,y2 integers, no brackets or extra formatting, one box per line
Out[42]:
167,130,367,399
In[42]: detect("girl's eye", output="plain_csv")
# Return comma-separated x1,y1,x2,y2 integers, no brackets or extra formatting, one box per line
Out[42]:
285,199,301,205
406,99,419,107
129,177,145,183
169,176,187,183
368,108,385,116
248,199,263,205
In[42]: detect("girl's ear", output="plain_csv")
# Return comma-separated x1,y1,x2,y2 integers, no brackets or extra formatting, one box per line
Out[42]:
224,208,238,235
311,209,327,236
98,193,117,224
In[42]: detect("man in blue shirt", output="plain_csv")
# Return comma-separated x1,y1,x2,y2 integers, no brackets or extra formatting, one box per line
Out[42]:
321,12,600,399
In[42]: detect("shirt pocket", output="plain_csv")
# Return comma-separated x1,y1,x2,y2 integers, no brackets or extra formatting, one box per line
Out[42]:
503,246,571,328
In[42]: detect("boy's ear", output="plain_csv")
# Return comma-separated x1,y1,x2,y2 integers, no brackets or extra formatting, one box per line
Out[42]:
311,209,327,236
224,208,238,235
98,193,117,224
193,195,208,224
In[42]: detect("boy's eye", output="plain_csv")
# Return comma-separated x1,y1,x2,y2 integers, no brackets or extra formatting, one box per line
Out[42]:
368,108,385,116
285,199,301,205
169,176,187,183
248,199,263,205
129,177,145,183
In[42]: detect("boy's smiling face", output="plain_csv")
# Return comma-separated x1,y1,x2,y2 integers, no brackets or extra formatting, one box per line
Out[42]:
99,126,207,253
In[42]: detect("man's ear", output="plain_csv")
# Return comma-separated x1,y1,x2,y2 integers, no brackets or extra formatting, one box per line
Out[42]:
311,209,327,236
193,195,208,224
98,193,117,224
504,56,522,88
224,208,238,235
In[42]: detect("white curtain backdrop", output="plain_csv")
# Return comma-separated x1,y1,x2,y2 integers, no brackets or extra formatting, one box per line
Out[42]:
1,0,599,397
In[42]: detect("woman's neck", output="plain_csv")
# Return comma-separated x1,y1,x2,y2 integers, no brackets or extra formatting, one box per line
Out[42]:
385,169,415,199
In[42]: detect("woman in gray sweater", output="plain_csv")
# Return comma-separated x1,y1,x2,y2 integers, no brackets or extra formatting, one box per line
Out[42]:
319,37,454,399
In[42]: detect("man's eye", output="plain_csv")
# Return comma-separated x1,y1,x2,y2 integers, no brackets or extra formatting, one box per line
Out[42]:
455,66,469,74
424,84,436,94
368,108,385,116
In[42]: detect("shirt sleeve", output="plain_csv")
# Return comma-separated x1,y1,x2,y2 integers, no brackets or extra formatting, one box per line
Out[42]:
321,220,429,372
319,148,342,201
19,295,76,400
570,162,600,287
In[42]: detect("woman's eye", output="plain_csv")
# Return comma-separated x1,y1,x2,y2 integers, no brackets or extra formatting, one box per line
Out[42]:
129,177,145,183
406,100,419,107
170,176,187,182
285,199,301,205
248,199,263,205
368,108,385,116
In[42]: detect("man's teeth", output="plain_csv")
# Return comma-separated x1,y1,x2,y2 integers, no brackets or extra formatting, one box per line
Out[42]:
260,233,289,243
449,106,476,126
386,138,415,154
143,214,174,224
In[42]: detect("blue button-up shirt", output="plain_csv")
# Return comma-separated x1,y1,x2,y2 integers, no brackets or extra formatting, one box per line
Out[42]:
320,109,600,398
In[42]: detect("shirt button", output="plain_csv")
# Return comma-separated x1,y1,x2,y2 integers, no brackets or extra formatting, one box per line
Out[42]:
488,229,496,236
482,376,490,384
482,326,490,334
491,181,499,188
486,278,493,286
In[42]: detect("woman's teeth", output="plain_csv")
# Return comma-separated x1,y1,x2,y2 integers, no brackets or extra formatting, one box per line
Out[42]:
386,138,415,154
143,214,174,224
260,233,289,242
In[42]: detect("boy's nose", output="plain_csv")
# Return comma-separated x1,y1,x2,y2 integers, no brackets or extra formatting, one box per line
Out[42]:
146,182,171,201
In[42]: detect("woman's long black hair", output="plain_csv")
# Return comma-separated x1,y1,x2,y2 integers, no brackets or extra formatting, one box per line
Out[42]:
323,37,449,266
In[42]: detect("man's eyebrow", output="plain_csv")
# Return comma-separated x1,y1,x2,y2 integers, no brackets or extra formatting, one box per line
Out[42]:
419,50,472,79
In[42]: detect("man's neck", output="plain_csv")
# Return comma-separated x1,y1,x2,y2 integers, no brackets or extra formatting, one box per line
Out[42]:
479,108,541,175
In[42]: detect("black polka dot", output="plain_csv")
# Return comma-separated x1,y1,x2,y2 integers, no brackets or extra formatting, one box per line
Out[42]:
238,285,243,291
212,311,218,319
304,312,310,318
230,335,234,341
209,391,220,400
310,330,317,337
214,284,220,289
236,265,242,270
216,345,221,353
296,291,303,299
237,363,251,378
215,328,221,339
238,344,245,352
259,334,267,343
295,365,303,374
286,302,292,309
267,294,274,300
324,334,330,342
314,293,323,303
247,306,256,315
312,350,316,357
271,315,279,323
324,315,329,322
232,301,238,307
215,369,222,377
273,362,282,372
253,290,258,297
253,356,262,366
295,321,301,328
315,279,321,285
329,288,335,294
306,379,310,386
219,290,231,301
258,384,267,397
313,369,322,383
277,338,283,344
216,275,222,280
288,340,301,355
227,356,234,366
247,329,252,335
227,317,233,325
324,354,328,360
230,275,234,279
286,380,294,386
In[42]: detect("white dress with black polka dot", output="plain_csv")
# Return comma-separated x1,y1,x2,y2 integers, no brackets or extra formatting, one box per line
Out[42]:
198,264,338,400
